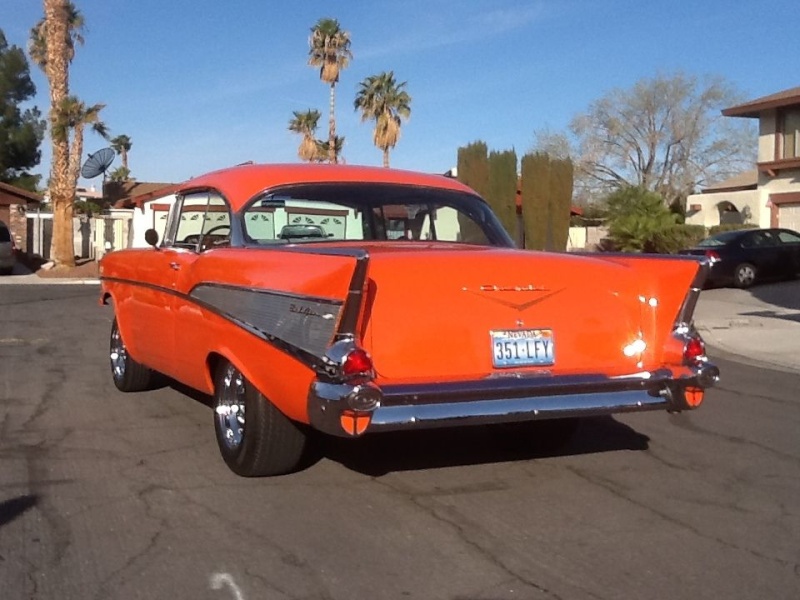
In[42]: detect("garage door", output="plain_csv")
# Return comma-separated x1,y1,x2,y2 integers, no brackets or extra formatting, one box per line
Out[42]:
779,203,800,231
0,205,9,226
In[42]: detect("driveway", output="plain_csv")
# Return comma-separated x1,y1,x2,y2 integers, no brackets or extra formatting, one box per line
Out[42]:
694,278,800,374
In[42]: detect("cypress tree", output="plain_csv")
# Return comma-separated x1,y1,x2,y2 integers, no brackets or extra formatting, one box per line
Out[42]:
549,157,574,251
456,141,489,197
520,152,550,250
486,149,518,243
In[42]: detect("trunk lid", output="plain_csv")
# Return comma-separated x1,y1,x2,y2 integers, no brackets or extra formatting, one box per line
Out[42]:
361,245,651,382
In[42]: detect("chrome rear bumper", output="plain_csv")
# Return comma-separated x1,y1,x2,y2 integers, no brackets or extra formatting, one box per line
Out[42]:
307,362,719,437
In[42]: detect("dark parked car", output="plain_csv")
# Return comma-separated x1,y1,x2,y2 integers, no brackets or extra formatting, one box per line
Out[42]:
0,221,16,275
680,227,800,288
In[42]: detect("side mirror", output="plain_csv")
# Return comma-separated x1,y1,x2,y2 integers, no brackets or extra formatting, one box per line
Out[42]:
144,228,160,248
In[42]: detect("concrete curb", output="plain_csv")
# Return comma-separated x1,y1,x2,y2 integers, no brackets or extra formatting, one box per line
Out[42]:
0,274,100,285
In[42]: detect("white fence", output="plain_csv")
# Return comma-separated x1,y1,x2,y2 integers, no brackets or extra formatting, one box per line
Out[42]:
26,212,132,261
567,226,607,251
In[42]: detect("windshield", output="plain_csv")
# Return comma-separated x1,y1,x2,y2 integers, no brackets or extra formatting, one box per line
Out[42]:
241,182,514,247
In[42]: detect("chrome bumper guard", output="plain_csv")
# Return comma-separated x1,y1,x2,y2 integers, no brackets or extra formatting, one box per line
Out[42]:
307,362,719,437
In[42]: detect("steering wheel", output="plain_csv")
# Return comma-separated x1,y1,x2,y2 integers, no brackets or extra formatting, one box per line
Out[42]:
205,225,230,236
180,225,231,248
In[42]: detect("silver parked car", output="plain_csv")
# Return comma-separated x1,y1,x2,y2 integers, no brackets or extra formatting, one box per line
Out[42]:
0,221,16,275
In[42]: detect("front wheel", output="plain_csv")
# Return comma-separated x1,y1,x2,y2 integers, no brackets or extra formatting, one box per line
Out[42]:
213,360,307,477
733,263,757,288
110,318,154,392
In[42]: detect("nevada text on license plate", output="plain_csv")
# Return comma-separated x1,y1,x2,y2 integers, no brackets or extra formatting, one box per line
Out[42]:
491,329,555,368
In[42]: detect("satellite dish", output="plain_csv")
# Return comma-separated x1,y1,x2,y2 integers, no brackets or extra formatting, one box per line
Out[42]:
81,147,115,179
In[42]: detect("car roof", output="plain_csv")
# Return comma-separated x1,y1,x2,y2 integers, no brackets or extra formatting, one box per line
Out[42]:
178,163,478,212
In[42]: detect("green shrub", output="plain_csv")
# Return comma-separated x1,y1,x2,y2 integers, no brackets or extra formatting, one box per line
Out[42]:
708,223,756,236
650,224,707,253
605,186,678,252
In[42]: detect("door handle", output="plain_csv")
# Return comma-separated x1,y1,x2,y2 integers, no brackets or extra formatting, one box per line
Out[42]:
169,262,181,270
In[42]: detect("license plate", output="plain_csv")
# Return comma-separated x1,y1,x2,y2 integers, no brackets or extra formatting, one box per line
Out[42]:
491,329,555,368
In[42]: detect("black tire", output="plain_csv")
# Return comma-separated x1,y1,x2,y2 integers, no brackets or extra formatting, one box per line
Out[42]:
110,318,154,392
213,360,307,477
733,263,757,288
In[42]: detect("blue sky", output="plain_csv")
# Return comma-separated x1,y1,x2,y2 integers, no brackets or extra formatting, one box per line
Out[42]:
3,0,799,188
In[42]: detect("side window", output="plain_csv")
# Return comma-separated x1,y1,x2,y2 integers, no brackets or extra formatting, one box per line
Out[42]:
778,230,800,244
759,231,778,247
173,192,231,251
202,195,231,250
741,232,766,248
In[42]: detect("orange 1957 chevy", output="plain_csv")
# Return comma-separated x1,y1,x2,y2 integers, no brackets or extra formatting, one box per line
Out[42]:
100,163,719,477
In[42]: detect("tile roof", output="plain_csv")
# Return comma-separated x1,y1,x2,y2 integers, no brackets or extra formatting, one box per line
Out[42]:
722,86,800,118
0,181,43,203
701,169,758,193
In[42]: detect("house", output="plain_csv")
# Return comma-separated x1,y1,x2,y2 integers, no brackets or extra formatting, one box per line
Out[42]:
0,182,43,254
686,85,800,231
124,184,180,247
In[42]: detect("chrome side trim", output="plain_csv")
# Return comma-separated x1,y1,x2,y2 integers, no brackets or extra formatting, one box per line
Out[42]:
191,283,342,358
675,259,710,327
336,251,370,340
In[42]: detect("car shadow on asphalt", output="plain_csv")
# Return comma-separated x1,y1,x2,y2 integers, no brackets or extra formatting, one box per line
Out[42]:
747,279,800,311
741,309,800,323
0,494,39,529
316,417,650,477
166,380,651,477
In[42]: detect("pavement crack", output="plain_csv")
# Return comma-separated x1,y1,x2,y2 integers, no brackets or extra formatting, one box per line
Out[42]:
669,416,800,466
369,476,600,600
566,465,800,573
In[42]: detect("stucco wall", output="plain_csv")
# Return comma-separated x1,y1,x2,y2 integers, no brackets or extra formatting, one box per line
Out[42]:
132,194,178,247
758,110,776,162
685,189,762,228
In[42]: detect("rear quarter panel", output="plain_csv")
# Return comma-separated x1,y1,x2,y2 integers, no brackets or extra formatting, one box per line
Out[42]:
168,248,361,423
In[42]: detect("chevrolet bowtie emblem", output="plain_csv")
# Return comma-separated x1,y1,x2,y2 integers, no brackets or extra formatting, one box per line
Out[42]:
478,284,549,292
462,285,564,311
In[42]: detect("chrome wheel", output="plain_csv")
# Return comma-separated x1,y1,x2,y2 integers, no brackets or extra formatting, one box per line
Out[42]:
735,263,756,288
215,365,246,450
110,323,127,382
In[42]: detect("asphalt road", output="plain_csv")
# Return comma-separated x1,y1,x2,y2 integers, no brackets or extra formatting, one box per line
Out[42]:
1,285,798,600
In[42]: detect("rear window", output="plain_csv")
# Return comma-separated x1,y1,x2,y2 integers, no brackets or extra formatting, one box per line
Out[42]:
697,229,754,248
0,224,10,243
778,230,800,243
242,183,513,247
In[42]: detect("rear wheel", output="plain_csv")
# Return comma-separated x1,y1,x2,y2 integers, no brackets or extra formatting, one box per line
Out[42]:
110,318,154,392
733,263,757,288
213,360,307,477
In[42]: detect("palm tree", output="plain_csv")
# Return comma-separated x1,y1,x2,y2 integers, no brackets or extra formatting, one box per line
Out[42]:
354,71,411,167
315,135,345,164
39,0,77,268
109,166,131,182
307,18,352,164
110,134,132,170
288,110,322,162
55,97,108,188
29,0,84,70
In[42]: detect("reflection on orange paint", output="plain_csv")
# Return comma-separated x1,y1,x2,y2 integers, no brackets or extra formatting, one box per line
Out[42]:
340,410,372,436
684,387,704,407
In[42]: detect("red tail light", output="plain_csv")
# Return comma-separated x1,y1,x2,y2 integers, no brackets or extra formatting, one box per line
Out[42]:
342,348,373,378
684,336,706,362
704,250,720,262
